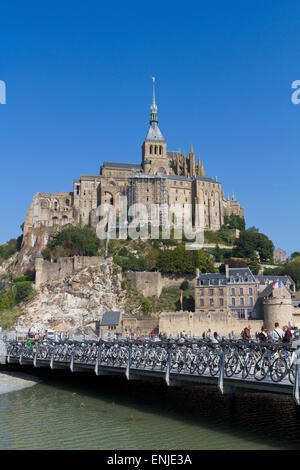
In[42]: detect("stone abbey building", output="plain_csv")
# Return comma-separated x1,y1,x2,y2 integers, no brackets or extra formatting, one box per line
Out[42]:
23,79,244,253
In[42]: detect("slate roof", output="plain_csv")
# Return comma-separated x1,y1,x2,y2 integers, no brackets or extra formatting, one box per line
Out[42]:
102,162,142,170
145,122,165,142
100,311,121,326
258,283,275,298
256,275,294,286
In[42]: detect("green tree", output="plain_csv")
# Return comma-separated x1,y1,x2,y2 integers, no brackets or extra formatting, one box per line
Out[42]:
233,231,274,262
14,282,35,304
47,225,101,259
247,226,259,233
180,280,189,291
224,214,245,231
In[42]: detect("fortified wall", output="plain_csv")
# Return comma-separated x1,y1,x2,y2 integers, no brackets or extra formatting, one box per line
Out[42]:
35,256,105,289
159,311,263,337
125,271,195,298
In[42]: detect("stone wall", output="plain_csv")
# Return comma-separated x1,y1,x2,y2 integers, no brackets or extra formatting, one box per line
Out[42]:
125,271,195,298
122,316,158,335
159,310,263,337
35,256,105,289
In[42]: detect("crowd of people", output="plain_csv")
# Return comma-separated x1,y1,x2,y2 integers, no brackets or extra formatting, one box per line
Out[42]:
242,322,297,344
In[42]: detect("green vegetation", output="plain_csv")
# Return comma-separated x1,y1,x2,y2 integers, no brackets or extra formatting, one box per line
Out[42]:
224,214,245,231
114,253,149,272
204,226,236,246
233,231,274,262
180,280,189,290
156,245,215,275
0,307,23,330
42,225,102,260
264,260,300,290
141,298,152,315
0,239,18,265
154,288,195,312
0,278,36,328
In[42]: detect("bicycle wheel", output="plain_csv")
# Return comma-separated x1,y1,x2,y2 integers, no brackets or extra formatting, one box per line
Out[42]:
197,352,208,375
242,355,255,379
270,357,287,383
225,355,238,377
209,354,221,376
289,363,295,384
254,357,268,381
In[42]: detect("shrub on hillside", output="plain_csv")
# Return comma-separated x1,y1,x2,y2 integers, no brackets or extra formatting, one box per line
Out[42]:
47,225,101,259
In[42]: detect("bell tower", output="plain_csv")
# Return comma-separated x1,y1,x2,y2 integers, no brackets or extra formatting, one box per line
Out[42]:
142,77,168,174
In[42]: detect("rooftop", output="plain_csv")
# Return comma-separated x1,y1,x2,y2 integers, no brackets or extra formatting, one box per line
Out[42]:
100,311,121,326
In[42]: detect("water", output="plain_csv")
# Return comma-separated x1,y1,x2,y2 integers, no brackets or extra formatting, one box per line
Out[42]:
1,368,300,450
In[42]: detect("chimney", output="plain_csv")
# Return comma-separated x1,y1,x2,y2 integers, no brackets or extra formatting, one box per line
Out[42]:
225,263,229,279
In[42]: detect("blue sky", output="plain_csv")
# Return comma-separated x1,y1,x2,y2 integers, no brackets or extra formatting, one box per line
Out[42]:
0,0,299,254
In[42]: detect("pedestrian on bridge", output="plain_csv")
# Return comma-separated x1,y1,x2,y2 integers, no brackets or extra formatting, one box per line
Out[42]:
282,325,292,344
271,323,284,342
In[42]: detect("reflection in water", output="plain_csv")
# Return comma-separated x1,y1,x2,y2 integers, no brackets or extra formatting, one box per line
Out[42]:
0,368,300,450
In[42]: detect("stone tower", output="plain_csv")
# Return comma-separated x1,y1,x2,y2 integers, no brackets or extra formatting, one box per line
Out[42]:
142,77,169,174
262,284,293,330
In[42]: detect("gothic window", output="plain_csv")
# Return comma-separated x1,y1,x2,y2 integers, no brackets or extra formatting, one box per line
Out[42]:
159,146,162,155
155,146,157,155
150,145,153,154
65,199,70,207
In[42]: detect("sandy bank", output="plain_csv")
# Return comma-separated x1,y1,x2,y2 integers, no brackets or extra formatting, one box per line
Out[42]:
0,371,40,395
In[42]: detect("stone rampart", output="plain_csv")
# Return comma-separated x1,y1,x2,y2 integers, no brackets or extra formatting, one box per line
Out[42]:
125,271,195,298
159,310,263,337
35,256,104,289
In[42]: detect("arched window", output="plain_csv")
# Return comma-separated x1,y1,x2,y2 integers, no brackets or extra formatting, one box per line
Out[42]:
150,145,153,154
159,146,162,155
155,145,157,155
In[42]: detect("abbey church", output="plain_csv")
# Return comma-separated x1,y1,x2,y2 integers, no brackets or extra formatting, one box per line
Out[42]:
23,79,244,252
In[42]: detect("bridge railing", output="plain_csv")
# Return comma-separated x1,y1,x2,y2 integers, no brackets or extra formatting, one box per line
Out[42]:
4,337,298,385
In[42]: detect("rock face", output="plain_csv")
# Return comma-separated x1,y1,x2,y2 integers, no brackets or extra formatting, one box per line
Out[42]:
18,261,127,332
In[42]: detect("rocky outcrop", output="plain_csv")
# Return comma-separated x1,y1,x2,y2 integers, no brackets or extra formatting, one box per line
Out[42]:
17,261,132,332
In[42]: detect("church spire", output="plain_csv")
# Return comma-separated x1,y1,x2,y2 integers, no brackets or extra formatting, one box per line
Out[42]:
150,76,158,124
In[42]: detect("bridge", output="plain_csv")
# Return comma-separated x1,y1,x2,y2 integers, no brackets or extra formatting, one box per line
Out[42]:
1,337,300,406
